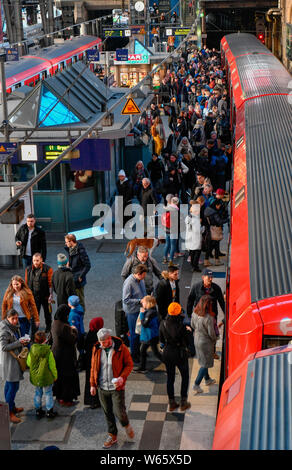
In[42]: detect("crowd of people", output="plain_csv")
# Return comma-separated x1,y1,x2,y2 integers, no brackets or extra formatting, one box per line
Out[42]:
0,44,230,450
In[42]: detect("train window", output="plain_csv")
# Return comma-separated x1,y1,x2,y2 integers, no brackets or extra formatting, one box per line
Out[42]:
263,336,292,350
223,377,241,407
235,186,245,208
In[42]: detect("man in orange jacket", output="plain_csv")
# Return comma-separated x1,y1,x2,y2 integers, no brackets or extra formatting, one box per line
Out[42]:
90,328,134,449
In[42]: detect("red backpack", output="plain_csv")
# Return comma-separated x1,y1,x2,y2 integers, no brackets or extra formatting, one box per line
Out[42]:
161,211,171,229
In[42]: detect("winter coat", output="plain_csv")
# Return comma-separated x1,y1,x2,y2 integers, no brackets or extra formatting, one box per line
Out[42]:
0,319,23,382
122,274,147,314
154,272,180,321
147,159,164,182
116,178,133,206
25,263,53,300
52,267,76,306
64,242,91,288
51,319,78,378
68,304,85,338
141,185,157,216
15,224,47,261
90,336,133,391
159,314,190,362
121,255,162,295
2,288,39,323
191,313,216,368
27,343,57,387
204,205,229,228
139,307,160,344
187,281,225,318
185,213,201,251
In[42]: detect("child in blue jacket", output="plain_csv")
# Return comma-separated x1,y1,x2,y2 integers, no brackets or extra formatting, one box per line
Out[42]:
134,296,162,373
68,295,85,354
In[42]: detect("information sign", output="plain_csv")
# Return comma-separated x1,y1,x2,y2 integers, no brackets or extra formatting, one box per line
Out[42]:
86,49,100,62
116,49,128,61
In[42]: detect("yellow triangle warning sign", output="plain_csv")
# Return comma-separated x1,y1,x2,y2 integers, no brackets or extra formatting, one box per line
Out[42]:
0,145,6,152
121,97,141,115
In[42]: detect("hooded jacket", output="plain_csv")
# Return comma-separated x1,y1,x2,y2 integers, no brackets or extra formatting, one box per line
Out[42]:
90,336,133,391
27,343,57,387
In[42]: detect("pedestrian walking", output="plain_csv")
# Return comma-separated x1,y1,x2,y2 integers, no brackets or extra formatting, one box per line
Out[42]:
64,234,91,312
122,264,147,362
191,295,217,394
26,331,58,419
134,296,162,373
2,275,39,337
25,252,53,334
0,309,30,423
154,264,180,321
52,253,76,306
116,170,133,235
185,201,202,272
159,302,192,412
50,304,80,407
15,213,47,268
84,317,104,409
121,246,161,295
90,328,134,449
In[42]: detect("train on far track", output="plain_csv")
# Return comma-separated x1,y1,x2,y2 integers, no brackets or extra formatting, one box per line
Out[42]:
3,35,102,93
212,32,292,450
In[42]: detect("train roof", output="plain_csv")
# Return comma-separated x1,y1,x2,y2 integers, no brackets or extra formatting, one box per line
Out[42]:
240,346,292,449
245,94,292,302
4,36,101,81
221,33,268,57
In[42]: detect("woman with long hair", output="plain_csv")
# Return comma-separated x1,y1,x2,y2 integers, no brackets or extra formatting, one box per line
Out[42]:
2,275,39,337
191,295,217,394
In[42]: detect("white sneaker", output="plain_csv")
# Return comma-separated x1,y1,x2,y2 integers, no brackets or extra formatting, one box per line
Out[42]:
205,378,216,386
192,384,203,394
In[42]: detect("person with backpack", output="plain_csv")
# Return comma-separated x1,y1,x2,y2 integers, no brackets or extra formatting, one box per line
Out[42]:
26,330,58,419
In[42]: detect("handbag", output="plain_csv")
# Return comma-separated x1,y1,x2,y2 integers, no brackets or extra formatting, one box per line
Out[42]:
210,225,223,241
9,347,29,372
135,315,142,335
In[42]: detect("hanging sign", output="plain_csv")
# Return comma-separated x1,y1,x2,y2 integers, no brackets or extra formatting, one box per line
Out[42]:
121,97,141,115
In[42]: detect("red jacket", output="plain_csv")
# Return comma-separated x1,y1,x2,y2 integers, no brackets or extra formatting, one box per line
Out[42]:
90,336,133,391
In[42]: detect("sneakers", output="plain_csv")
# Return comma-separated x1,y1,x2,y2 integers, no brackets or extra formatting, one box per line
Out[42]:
169,399,179,412
102,434,118,449
215,259,224,266
205,378,216,386
193,384,204,394
180,399,191,411
162,257,168,264
10,412,22,424
36,408,46,420
125,424,135,439
46,409,58,419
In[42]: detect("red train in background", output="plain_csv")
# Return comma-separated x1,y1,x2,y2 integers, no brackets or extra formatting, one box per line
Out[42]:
213,33,292,450
3,35,102,93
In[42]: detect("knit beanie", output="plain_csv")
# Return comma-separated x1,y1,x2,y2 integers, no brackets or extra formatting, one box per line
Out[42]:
57,253,67,266
168,302,182,316
68,295,80,307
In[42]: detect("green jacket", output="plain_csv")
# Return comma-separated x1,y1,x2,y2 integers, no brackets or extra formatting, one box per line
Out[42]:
27,343,57,387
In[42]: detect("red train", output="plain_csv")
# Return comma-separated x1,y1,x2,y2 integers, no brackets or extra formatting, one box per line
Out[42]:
213,33,292,449
3,35,102,93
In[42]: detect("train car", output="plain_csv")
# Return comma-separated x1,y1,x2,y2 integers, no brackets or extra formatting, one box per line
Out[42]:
220,33,292,380
4,35,102,93
213,343,292,450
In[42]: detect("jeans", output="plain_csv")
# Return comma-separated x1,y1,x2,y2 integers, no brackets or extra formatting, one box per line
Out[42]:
164,235,177,262
195,367,210,386
34,385,54,411
126,312,140,359
164,352,189,400
19,317,31,337
98,389,129,436
4,381,20,412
